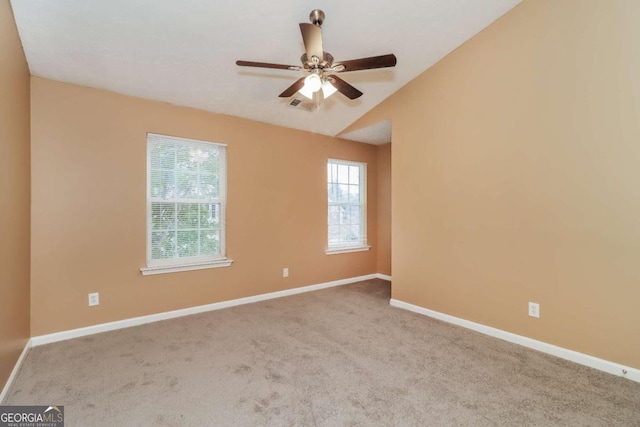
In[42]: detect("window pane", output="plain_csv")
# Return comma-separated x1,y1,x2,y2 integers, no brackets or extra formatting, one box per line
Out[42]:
339,205,350,224
199,174,219,199
176,172,198,199
350,206,361,224
150,170,175,199
348,185,360,203
177,203,199,229
200,148,220,174
328,206,340,225
330,163,338,183
328,183,339,203
177,231,199,257
328,226,340,244
349,166,359,185
340,225,350,243
150,142,175,170
349,224,362,242
152,231,175,259
200,229,220,255
176,145,198,172
200,203,219,229
151,202,175,230
338,184,349,203
337,164,349,184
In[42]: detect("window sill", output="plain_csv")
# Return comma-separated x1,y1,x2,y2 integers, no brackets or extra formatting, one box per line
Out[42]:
325,245,371,255
140,258,233,276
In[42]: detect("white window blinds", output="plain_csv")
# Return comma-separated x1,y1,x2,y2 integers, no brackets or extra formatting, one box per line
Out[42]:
146,133,227,268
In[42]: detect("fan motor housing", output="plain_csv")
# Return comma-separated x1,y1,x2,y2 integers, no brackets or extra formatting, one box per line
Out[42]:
301,52,334,70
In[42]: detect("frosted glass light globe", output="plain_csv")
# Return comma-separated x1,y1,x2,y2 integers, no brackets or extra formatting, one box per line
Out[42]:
304,74,322,92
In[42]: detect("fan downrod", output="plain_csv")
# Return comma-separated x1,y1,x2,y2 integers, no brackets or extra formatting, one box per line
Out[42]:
309,9,325,27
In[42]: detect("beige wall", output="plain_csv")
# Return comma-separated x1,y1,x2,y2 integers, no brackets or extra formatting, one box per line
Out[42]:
376,144,391,276
30,77,379,336
351,0,640,369
0,0,31,389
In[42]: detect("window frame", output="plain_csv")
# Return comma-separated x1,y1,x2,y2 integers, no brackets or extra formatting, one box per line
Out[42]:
140,133,232,276
326,158,370,255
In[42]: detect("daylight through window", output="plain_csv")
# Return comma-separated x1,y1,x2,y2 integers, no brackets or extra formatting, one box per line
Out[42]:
145,133,229,273
327,159,368,252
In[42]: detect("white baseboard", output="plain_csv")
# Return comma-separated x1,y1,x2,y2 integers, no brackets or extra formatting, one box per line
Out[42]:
390,299,640,383
31,274,381,347
0,339,32,403
376,273,392,281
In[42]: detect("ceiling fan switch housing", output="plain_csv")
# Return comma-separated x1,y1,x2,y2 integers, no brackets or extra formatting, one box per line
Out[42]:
310,9,325,26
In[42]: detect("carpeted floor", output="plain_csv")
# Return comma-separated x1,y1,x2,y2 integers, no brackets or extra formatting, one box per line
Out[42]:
4,279,640,426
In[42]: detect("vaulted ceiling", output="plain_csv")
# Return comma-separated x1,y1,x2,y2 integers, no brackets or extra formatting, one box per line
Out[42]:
11,0,522,143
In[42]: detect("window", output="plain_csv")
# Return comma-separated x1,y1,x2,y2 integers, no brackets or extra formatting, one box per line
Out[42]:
141,133,232,275
327,159,369,254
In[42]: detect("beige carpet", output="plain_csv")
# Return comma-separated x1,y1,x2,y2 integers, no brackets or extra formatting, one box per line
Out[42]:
4,279,640,426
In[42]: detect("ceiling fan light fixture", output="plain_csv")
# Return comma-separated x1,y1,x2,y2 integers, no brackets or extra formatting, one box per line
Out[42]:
304,74,322,92
298,84,315,100
299,73,322,99
321,79,337,98
236,10,397,102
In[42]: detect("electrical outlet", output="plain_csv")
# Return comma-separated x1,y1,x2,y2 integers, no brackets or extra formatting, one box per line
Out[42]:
88,292,100,307
283,268,289,278
528,302,539,318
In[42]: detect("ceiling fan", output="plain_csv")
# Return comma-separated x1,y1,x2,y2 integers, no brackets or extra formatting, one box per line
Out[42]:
236,9,397,101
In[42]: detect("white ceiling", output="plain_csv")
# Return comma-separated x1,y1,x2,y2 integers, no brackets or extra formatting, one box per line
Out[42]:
11,0,522,142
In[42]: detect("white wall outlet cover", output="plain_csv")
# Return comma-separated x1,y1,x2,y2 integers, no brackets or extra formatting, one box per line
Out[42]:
528,302,540,318
283,268,289,278
88,292,100,306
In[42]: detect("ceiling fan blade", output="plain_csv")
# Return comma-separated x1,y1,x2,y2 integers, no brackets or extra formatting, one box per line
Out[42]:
299,23,323,63
334,54,397,72
279,77,307,98
236,60,301,71
327,75,363,100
